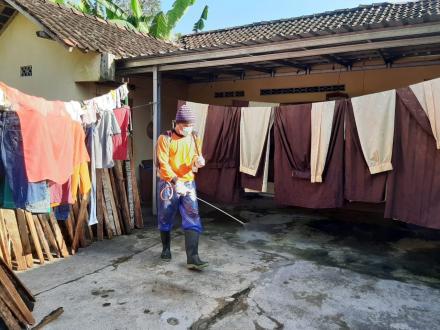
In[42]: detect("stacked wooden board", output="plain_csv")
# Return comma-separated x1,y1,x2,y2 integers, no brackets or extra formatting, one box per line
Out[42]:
0,159,144,271
0,258,35,329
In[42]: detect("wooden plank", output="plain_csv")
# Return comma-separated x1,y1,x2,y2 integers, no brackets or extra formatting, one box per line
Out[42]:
72,194,90,252
113,161,132,233
102,169,121,235
65,212,75,255
2,210,27,271
109,168,125,234
15,210,33,268
128,141,144,228
95,169,104,241
33,307,63,330
0,265,35,325
48,213,69,258
0,210,12,268
37,215,60,258
0,258,35,310
0,295,21,330
33,215,53,262
124,160,135,228
101,198,113,239
24,212,44,265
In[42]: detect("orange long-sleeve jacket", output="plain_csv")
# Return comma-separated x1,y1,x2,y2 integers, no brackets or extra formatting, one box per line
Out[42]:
156,132,202,182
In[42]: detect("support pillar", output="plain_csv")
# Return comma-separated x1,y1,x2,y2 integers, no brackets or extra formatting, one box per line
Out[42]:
152,66,161,215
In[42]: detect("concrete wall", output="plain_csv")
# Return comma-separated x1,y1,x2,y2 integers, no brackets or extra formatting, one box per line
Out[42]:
0,14,101,101
186,64,440,105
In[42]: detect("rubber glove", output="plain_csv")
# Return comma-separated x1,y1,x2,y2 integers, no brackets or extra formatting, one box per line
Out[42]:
175,180,189,196
195,156,206,168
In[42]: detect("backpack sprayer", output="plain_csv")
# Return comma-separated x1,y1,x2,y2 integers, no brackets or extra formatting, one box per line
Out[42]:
155,124,246,227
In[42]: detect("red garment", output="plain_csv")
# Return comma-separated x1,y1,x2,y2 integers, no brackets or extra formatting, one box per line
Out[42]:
0,82,76,184
49,180,73,205
112,106,130,160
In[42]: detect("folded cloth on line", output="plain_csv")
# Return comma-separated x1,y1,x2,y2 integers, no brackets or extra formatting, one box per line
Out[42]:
274,102,345,209
310,101,336,183
240,106,273,176
410,77,440,149
344,100,388,203
385,87,440,230
351,89,396,175
113,106,131,161
0,82,76,184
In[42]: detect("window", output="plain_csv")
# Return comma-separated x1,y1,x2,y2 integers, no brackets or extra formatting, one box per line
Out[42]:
20,65,32,77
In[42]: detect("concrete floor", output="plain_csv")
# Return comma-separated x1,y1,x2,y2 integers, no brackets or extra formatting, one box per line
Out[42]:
18,197,440,330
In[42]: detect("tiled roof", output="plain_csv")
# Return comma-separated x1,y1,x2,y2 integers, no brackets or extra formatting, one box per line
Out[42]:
180,0,440,50
4,0,179,58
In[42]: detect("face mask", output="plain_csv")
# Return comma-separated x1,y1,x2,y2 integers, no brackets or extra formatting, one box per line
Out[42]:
182,126,193,137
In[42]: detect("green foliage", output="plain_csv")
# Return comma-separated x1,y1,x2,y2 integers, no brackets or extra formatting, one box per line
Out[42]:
49,0,206,39
193,5,208,33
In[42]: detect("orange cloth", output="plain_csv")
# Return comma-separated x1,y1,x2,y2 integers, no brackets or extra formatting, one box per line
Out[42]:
156,132,202,182
0,82,78,184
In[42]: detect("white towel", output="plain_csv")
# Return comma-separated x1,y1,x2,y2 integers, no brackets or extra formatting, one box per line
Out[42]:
240,107,273,176
186,101,209,143
351,90,396,174
310,101,336,183
410,78,440,149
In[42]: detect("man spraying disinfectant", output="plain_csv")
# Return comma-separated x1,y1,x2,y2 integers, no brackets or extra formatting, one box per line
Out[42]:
155,104,208,270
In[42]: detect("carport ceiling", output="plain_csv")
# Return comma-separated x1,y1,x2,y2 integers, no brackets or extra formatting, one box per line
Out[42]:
162,43,440,83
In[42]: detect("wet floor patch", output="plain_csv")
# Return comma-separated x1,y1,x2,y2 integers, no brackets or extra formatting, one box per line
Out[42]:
200,197,440,289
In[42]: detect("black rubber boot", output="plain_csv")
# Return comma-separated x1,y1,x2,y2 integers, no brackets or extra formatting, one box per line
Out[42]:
160,231,171,261
185,230,208,270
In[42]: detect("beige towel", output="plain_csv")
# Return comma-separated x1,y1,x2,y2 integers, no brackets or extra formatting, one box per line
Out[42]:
352,90,396,174
240,107,273,176
310,101,336,183
186,101,209,142
410,78,440,149
249,101,280,107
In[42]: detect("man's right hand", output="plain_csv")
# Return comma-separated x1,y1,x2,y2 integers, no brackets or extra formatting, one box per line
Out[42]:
175,180,189,196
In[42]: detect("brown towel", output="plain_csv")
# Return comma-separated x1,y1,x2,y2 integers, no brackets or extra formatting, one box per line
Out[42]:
196,105,241,203
274,102,344,209
385,87,440,230
344,99,388,203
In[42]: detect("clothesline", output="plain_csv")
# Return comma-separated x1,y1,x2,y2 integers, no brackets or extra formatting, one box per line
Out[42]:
179,76,440,231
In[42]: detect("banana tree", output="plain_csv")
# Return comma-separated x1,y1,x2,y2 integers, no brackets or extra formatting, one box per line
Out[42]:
193,5,208,33
51,0,208,39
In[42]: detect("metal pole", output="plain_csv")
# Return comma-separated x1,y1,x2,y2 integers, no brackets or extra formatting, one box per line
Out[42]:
152,66,161,215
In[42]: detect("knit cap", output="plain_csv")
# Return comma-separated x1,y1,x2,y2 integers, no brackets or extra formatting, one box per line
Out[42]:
175,103,195,123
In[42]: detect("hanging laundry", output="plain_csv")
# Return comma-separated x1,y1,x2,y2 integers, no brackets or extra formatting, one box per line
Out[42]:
385,87,440,230
240,107,274,192
93,110,121,169
310,101,336,183
409,77,440,149
0,82,75,184
87,125,98,226
274,102,345,209
113,106,131,161
49,180,73,206
351,90,396,174
196,105,241,203
82,100,98,125
185,101,209,143
0,177,15,209
240,107,273,176
0,111,50,213
64,101,85,123
344,100,388,203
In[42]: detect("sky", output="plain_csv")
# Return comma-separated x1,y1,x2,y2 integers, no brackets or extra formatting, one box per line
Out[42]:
161,0,407,35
